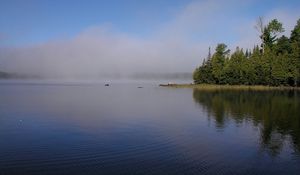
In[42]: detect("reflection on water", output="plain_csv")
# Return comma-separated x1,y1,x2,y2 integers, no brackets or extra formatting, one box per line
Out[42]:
193,89,300,157
0,81,300,175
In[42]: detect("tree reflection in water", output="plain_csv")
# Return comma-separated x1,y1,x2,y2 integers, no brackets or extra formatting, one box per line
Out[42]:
193,89,300,157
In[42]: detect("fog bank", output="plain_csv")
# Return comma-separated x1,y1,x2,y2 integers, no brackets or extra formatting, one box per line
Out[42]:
0,0,299,80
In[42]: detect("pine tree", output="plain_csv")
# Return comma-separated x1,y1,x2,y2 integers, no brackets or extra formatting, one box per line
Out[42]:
211,44,230,84
290,19,300,86
193,18,299,87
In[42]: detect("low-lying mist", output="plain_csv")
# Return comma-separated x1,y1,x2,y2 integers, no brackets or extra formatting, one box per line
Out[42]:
0,0,298,80
0,26,201,80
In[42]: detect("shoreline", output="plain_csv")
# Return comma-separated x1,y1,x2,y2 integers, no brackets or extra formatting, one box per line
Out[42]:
159,84,300,91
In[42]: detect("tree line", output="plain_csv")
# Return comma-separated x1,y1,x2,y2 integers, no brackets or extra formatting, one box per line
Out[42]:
193,18,300,86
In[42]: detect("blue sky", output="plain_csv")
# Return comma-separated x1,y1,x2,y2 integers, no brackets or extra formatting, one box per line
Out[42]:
1,0,299,46
0,0,300,77
0,0,190,46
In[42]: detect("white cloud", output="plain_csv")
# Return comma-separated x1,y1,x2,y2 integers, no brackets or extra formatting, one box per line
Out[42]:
0,0,299,79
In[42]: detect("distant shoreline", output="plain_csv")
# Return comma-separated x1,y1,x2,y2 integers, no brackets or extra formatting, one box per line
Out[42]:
159,84,300,91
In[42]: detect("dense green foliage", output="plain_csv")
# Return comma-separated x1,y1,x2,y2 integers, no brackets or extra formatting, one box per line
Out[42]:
194,18,300,86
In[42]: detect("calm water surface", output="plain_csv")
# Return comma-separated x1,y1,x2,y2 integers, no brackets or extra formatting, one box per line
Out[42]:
0,81,299,175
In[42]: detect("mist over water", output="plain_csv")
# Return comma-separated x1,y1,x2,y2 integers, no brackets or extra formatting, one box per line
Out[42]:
1,1,300,175
0,24,201,80
0,1,299,80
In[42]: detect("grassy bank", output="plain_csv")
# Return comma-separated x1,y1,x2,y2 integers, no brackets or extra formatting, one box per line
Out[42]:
159,84,300,91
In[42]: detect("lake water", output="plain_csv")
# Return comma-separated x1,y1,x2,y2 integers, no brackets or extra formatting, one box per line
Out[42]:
0,80,299,175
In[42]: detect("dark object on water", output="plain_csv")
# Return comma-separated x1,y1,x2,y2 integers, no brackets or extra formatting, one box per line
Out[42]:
159,82,177,87
138,87,143,88
105,84,110,86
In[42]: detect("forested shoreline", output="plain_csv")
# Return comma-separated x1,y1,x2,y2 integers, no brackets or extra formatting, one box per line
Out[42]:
193,18,300,86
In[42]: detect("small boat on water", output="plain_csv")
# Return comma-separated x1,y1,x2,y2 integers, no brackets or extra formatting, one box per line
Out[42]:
105,84,110,86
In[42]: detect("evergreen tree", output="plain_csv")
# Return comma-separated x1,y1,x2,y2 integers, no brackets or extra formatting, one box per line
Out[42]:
223,47,247,84
193,47,214,84
271,52,289,85
290,19,300,85
275,35,292,55
250,45,263,84
193,18,300,87
211,44,230,84
259,19,284,51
